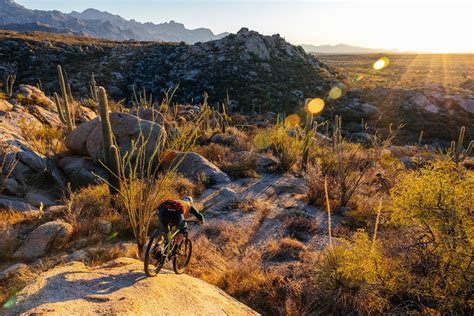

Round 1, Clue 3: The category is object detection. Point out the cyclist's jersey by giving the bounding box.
[158,199,204,222]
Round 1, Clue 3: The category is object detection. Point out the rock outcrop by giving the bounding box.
[66,112,167,164]
[12,220,73,260]
[6,257,258,315]
[162,152,231,184]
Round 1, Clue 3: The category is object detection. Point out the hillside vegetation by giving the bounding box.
[0,30,473,315]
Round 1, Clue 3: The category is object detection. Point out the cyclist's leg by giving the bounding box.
[175,214,187,245]
[153,208,171,256]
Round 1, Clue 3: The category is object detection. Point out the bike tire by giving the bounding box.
[172,238,192,274]
[144,232,165,277]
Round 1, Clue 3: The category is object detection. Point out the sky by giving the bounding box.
[15,0,474,53]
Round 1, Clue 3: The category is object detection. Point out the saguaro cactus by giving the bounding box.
[98,87,122,195]
[447,126,473,165]
[56,65,75,131]
[98,87,113,167]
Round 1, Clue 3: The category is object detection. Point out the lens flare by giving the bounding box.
[285,114,301,127]
[2,295,16,309]
[306,98,325,115]
[329,87,342,100]
[107,231,119,240]
[373,57,390,70]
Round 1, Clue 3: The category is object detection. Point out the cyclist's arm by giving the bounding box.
[189,206,204,224]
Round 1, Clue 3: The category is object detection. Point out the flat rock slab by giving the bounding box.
[6,257,259,316]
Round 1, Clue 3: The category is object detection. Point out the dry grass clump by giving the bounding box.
[309,231,396,315]
[62,184,122,239]
[229,129,254,152]
[277,211,317,241]
[227,198,268,213]
[264,237,305,261]
[307,142,374,208]
[192,143,230,165]
[220,152,258,179]
[202,220,248,248]
[88,242,139,266]
[0,264,36,308]
[18,119,64,156]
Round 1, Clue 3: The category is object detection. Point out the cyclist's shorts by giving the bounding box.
[158,207,186,232]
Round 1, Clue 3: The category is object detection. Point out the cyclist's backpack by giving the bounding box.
[159,199,186,214]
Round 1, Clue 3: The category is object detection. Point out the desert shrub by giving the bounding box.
[310,231,395,314]
[0,146,17,195]
[389,159,473,312]
[202,220,248,247]
[253,129,272,151]
[63,184,118,238]
[277,211,317,241]
[272,124,304,173]
[308,142,373,207]
[169,174,198,197]
[264,237,305,261]
[192,143,230,165]
[220,153,258,179]
[19,119,64,156]
[229,129,253,152]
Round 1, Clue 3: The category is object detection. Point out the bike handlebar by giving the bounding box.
[185,220,200,224]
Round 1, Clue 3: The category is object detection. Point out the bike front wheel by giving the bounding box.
[144,232,165,277]
[172,238,192,274]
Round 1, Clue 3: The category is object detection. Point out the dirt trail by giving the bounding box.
[5,257,259,316]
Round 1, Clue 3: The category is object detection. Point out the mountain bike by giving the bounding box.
[144,220,196,277]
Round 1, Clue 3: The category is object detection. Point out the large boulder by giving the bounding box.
[58,156,108,188]
[6,258,258,315]
[13,220,73,260]
[17,84,55,110]
[27,104,62,128]
[410,93,439,113]
[162,152,231,184]
[130,108,179,140]
[66,112,167,165]
[0,195,36,212]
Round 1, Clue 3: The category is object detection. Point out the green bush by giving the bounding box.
[390,159,473,312]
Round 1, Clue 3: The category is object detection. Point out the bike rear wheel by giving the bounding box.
[172,238,192,274]
[144,232,165,277]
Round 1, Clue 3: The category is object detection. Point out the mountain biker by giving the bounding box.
[153,196,204,255]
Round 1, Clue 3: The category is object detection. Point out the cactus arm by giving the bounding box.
[57,65,74,131]
[54,92,67,124]
[108,145,121,195]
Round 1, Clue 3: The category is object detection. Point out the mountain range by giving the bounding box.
[301,43,398,54]
[0,0,228,43]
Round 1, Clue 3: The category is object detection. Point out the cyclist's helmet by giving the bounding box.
[183,196,194,204]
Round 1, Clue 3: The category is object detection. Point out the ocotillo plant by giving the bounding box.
[447,126,473,165]
[56,65,75,131]
[98,87,113,168]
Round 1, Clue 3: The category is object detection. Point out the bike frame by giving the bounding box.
[162,225,182,257]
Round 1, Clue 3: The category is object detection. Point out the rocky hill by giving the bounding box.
[0,0,226,43]
[0,28,335,113]
[5,258,258,315]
